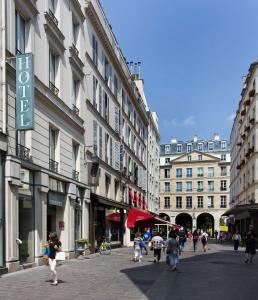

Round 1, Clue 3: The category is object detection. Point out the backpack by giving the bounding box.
[201,235,207,243]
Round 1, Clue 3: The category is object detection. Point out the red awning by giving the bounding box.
[127,208,154,228]
[106,212,121,222]
[129,189,134,204]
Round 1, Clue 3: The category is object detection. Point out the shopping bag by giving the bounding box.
[55,251,66,261]
[43,247,50,260]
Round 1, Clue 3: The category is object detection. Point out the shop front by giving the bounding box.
[0,154,4,271]
[47,178,66,239]
[90,193,128,251]
[18,168,35,265]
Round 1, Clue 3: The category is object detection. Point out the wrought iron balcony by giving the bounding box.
[72,104,79,115]
[48,9,58,26]
[17,144,30,161]
[72,170,79,181]
[49,159,59,172]
[49,81,59,96]
[197,188,204,192]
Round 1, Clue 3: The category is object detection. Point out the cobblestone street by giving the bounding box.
[0,240,257,300]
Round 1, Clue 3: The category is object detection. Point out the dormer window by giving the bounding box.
[187,144,192,153]
[208,142,214,151]
[165,145,170,154]
[198,143,203,151]
[221,141,226,150]
[177,144,182,153]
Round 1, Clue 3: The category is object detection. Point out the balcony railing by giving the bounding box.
[72,170,79,181]
[17,144,30,161]
[197,188,204,192]
[49,81,59,96]
[48,9,58,26]
[72,104,79,115]
[49,159,59,172]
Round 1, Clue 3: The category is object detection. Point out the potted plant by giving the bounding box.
[75,238,91,250]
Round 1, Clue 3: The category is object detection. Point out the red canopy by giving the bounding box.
[127,208,154,228]
[106,212,120,222]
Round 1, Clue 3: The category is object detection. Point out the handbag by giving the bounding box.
[55,251,66,261]
[43,247,50,260]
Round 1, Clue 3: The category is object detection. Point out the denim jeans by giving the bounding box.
[168,253,178,267]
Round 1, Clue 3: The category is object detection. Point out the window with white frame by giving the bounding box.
[188,155,191,161]
[220,196,227,208]
[221,166,227,176]
[198,196,203,208]
[177,144,182,153]
[187,144,192,153]
[198,155,202,161]
[72,142,79,172]
[197,181,203,191]
[208,142,214,151]
[186,196,192,208]
[165,145,170,154]
[221,141,227,149]
[208,167,214,177]
[176,168,182,178]
[176,182,182,192]
[186,168,192,177]
[164,182,170,192]
[208,196,214,208]
[208,181,214,192]
[186,181,192,192]
[176,197,182,208]
[92,34,98,68]
[165,158,170,164]
[164,169,170,178]
[164,197,170,208]
[220,180,227,191]
[221,154,226,161]
[197,167,204,177]
[198,143,203,151]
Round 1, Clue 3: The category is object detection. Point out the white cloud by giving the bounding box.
[182,115,196,126]
[226,113,235,122]
[163,115,196,127]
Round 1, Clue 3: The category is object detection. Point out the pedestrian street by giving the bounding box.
[0,240,256,300]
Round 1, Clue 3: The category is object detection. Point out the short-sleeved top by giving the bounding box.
[134,237,143,250]
[49,240,62,259]
[151,236,164,249]
[143,231,151,242]
[166,238,179,254]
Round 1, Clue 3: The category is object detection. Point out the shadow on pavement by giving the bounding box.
[120,249,258,300]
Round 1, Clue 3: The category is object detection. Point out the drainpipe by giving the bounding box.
[1,0,6,135]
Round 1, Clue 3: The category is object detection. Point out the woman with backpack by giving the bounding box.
[193,229,199,252]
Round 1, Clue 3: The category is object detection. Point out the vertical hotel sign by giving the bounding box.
[16,53,34,130]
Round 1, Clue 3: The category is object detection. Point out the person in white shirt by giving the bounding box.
[201,232,208,252]
[233,231,241,251]
[151,232,164,263]
[134,232,144,262]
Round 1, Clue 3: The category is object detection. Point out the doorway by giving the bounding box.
[47,205,56,238]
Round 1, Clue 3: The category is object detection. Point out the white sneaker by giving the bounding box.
[51,281,58,286]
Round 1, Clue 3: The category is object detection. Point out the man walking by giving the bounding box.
[245,225,257,263]
[193,229,199,252]
[178,227,187,253]
[165,231,179,270]
[142,228,151,255]
[151,232,164,263]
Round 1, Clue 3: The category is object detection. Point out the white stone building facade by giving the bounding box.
[0,0,158,272]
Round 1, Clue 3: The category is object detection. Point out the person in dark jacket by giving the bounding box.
[245,225,257,263]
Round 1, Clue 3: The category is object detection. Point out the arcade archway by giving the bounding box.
[197,213,214,236]
[175,213,192,230]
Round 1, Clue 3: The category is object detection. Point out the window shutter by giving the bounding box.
[120,144,124,171]
[110,137,113,166]
[114,141,120,171]
[99,85,102,116]
[93,76,96,107]
[99,126,102,159]
[138,166,143,188]
[142,169,147,191]
[115,106,120,134]
[93,120,98,154]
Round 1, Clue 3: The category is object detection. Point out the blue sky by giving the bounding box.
[101,0,258,143]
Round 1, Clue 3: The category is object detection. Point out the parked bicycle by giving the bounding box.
[99,237,111,255]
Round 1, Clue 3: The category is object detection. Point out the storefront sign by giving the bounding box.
[16,53,34,130]
[48,191,65,207]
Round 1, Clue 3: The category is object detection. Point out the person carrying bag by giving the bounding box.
[48,232,62,286]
